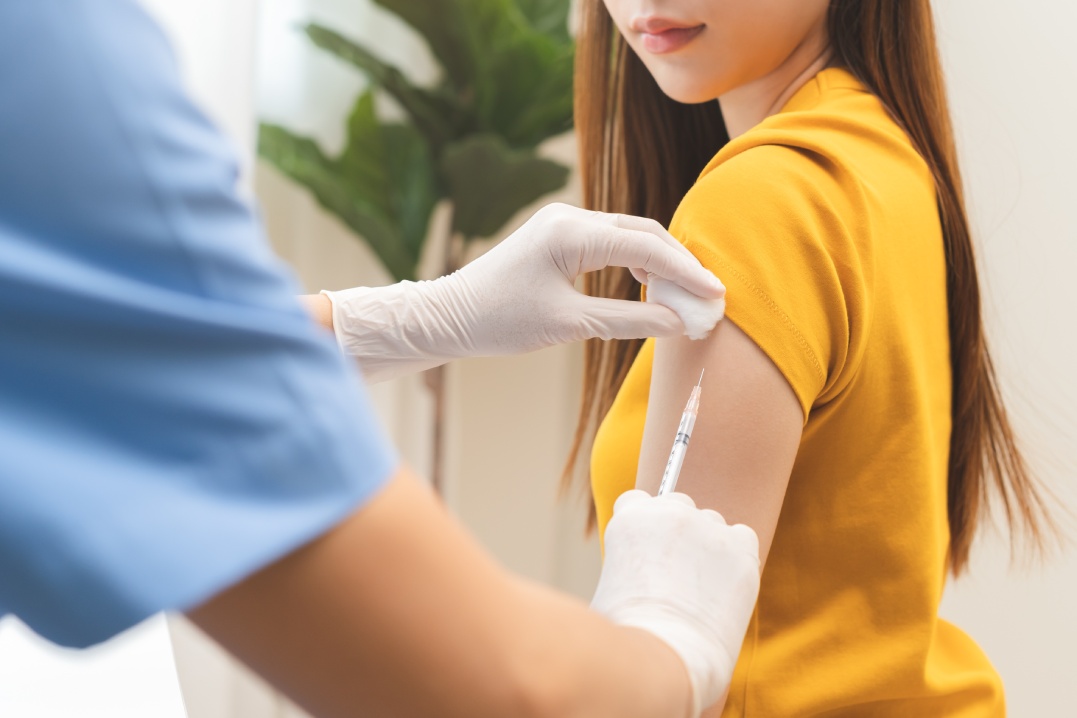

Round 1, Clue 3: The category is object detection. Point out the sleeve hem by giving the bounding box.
[170,457,399,619]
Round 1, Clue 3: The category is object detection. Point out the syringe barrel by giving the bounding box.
[657,408,698,495]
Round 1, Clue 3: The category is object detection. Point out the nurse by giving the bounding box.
[0,3,759,718]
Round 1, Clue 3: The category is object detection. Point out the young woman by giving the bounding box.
[565,0,1056,715]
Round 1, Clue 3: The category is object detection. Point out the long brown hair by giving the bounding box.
[564,0,1055,574]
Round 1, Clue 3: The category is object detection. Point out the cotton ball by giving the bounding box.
[646,275,725,340]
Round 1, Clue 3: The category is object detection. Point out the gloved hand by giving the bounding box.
[590,490,760,718]
[323,203,725,382]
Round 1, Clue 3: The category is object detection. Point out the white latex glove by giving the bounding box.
[590,490,760,718]
[323,203,725,382]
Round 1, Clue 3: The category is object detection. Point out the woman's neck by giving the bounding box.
[718,36,834,139]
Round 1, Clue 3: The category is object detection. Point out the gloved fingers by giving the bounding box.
[604,212,698,263]
[580,226,725,300]
[574,296,686,341]
[661,492,698,508]
[728,523,761,557]
[613,489,651,513]
[700,507,729,525]
[616,216,690,258]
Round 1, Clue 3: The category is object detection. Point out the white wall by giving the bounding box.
[934,1,1077,712]
[0,616,186,718]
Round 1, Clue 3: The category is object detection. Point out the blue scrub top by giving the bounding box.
[0,1,399,648]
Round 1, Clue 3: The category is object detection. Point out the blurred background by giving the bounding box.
[1,0,1074,715]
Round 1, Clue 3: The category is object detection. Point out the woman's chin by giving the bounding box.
[651,75,721,105]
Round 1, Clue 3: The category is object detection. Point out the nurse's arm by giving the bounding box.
[634,320,803,715]
[188,466,694,718]
[298,294,333,332]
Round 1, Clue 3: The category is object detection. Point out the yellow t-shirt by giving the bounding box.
[590,68,1004,716]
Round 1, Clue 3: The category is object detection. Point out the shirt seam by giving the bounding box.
[685,239,827,414]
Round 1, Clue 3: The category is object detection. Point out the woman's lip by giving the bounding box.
[639,25,705,55]
[629,15,699,34]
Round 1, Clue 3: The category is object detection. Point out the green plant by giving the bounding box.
[259,0,575,282]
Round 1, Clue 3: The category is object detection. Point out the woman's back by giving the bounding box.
[591,68,1004,715]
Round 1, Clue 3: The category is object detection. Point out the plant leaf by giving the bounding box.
[339,91,440,274]
[261,1,577,278]
[485,39,574,146]
[441,134,569,240]
[381,125,442,259]
[516,0,571,43]
[303,23,460,150]
[371,0,499,92]
[259,120,431,282]
[369,0,574,148]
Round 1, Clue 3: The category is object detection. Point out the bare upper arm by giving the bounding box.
[635,319,803,564]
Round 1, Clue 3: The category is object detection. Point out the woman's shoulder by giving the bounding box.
[676,84,934,247]
[744,67,929,173]
[688,70,931,212]
[672,139,862,250]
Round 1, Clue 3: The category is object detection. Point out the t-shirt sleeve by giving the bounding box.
[0,1,398,647]
[670,144,872,420]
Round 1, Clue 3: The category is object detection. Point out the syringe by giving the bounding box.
[657,369,704,496]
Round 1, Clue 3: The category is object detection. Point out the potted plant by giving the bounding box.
[259,0,575,490]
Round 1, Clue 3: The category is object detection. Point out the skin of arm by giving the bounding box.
[299,294,333,332]
[635,320,803,716]
[188,466,694,718]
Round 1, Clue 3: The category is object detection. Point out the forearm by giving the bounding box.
[506,578,694,718]
[188,468,692,718]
